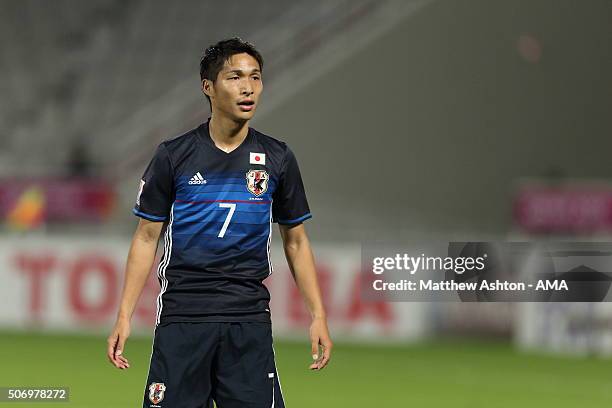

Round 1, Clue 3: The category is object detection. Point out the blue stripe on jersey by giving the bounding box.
[177,175,276,190]
[174,207,270,225]
[173,232,268,251]
[176,191,272,202]
[176,207,270,217]
[276,212,312,225]
[133,208,167,221]
[177,180,277,193]
[174,218,270,235]
[178,184,277,195]
[174,224,269,238]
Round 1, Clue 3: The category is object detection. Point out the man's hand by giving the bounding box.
[107,317,131,369]
[309,317,332,370]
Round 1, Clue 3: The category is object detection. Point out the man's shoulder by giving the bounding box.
[159,125,201,153]
[251,127,290,156]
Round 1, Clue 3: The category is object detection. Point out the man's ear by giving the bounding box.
[202,79,213,98]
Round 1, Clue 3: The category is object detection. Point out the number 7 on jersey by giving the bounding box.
[217,203,236,238]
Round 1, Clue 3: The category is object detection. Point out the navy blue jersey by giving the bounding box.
[133,119,311,324]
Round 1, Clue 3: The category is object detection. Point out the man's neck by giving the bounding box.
[209,113,250,152]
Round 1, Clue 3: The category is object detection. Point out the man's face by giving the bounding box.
[203,53,263,121]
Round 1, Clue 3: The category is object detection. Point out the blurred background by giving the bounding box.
[1,0,612,406]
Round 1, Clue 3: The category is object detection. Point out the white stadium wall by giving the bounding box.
[0,236,429,342]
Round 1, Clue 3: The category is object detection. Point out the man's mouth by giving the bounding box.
[237,100,255,111]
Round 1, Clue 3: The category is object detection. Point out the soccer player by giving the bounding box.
[106,38,332,407]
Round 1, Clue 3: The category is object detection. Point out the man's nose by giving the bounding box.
[241,80,253,95]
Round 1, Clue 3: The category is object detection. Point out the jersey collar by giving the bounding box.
[198,118,254,155]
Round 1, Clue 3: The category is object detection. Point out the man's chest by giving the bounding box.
[173,148,278,207]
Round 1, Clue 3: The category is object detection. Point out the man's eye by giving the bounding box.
[252,76,261,81]
[229,76,239,80]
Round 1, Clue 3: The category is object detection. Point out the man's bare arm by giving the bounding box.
[107,218,164,369]
[279,223,332,370]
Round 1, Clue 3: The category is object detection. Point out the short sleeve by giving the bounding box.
[272,146,312,225]
[132,144,174,222]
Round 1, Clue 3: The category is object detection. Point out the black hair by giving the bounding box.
[200,37,264,105]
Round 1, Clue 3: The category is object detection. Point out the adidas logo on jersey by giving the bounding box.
[188,172,207,185]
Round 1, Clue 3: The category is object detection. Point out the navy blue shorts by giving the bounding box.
[143,322,286,408]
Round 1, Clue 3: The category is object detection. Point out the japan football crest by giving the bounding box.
[246,169,269,196]
[148,382,166,405]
